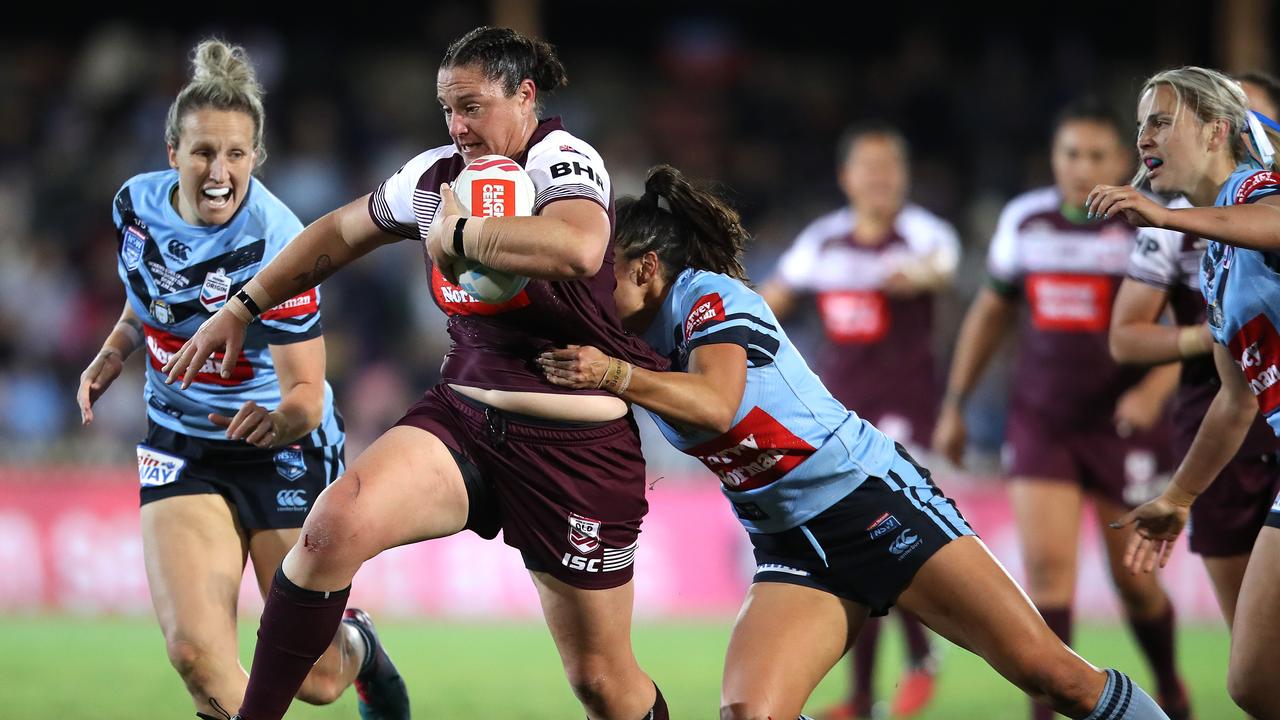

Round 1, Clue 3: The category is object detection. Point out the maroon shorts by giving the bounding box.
[395,384,648,590]
[1186,452,1280,556]
[1003,410,1173,509]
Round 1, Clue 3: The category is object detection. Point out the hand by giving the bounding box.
[161,308,248,390]
[210,400,281,448]
[1084,185,1170,228]
[1110,492,1192,574]
[537,345,610,389]
[425,183,468,285]
[931,402,967,467]
[77,348,125,425]
[1113,387,1164,437]
[881,271,921,298]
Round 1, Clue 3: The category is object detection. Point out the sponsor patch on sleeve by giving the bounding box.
[1235,171,1280,205]
[260,289,319,320]
[684,292,726,341]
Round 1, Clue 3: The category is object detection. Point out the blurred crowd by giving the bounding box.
[0,5,1249,467]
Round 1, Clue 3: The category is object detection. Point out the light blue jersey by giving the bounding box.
[642,268,898,533]
[1204,162,1280,435]
[113,170,341,445]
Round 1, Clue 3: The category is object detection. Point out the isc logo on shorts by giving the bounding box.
[137,446,186,487]
[561,542,637,574]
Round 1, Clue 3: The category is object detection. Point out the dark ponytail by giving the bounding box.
[440,26,568,105]
[616,165,750,282]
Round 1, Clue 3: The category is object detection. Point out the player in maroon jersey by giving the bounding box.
[164,26,670,720]
[933,99,1191,720]
[761,125,957,719]
[1110,73,1280,632]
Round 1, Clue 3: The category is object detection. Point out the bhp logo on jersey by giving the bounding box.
[1229,313,1280,414]
[684,293,726,341]
[686,407,815,491]
[567,512,601,554]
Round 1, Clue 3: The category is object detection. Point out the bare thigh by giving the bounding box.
[1093,495,1168,618]
[721,582,868,719]
[141,494,250,713]
[1009,479,1083,607]
[282,425,471,590]
[1229,527,1280,711]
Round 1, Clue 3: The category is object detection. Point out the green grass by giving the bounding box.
[0,617,1235,719]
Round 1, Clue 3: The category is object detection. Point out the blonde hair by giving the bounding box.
[164,39,267,164]
[1139,66,1280,174]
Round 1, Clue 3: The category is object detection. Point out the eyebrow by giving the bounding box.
[1137,112,1173,127]
[438,93,482,104]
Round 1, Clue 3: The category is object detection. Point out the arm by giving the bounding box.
[1113,362,1180,435]
[163,196,400,388]
[430,187,610,280]
[1109,279,1212,364]
[758,278,799,322]
[1089,185,1280,251]
[538,343,748,435]
[209,336,328,447]
[77,300,144,425]
[931,286,1017,464]
[1113,343,1259,572]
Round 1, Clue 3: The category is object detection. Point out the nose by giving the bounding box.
[209,155,229,183]
[1136,124,1155,151]
[448,112,468,139]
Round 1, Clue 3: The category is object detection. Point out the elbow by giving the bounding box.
[704,405,738,435]
[1108,332,1133,363]
[562,245,605,278]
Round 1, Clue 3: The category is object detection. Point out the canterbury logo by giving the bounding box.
[276,489,308,507]
[889,529,920,556]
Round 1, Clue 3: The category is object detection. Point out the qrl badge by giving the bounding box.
[200,268,232,312]
[567,512,601,554]
[274,446,306,481]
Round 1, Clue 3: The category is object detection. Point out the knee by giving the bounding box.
[1022,554,1074,599]
[1110,573,1166,616]
[296,669,344,706]
[719,700,774,720]
[295,473,371,565]
[164,637,222,696]
[1228,662,1273,716]
[562,656,634,715]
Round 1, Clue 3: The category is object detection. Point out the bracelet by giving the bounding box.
[453,217,468,258]
[233,289,262,317]
[598,357,633,395]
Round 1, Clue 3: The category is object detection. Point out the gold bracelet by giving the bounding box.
[598,357,633,394]
[1176,326,1210,358]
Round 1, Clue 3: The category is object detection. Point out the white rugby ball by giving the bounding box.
[448,155,535,303]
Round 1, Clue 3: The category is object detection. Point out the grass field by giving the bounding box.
[0,617,1236,719]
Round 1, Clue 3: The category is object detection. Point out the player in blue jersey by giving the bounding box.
[539,165,1172,720]
[1090,66,1280,718]
[74,39,407,720]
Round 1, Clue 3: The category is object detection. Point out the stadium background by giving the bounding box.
[0,2,1275,717]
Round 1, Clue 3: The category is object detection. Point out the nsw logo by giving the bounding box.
[889,529,921,557]
[867,512,902,540]
[276,489,308,511]
[122,226,147,270]
[137,446,186,487]
[274,446,306,481]
[567,512,601,554]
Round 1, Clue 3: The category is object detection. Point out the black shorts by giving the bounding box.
[137,420,344,530]
[750,445,975,616]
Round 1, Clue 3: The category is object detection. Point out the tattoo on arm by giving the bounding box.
[292,255,335,286]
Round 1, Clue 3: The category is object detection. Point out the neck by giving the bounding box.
[851,208,895,244]
[171,184,203,226]
[628,275,672,336]
[1188,155,1242,206]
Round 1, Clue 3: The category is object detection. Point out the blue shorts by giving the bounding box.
[750,445,974,616]
[137,420,344,530]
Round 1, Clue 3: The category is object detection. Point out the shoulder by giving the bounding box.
[998,186,1060,226]
[1223,164,1280,206]
[113,169,177,220]
[245,177,305,238]
[396,145,465,185]
[897,204,958,241]
[527,127,606,168]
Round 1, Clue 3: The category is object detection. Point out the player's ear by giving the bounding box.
[639,251,661,284]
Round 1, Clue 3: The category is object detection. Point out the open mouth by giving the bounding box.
[202,186,232,210]
[1143,157,1164,170]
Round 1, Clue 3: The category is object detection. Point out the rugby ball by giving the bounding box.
[448,155,535,303]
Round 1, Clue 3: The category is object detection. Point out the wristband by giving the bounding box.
[1176,325,1211,358]
[233,289,262,317]
[453,217,468,258]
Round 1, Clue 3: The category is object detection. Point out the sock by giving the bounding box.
[1127,603,1182,703]
[851,615,883,713]
[237,567,351,720]
[900,612,932,666]
[1084,669,1169,720]
[1032,607,1073,720]
[644,682,668,720]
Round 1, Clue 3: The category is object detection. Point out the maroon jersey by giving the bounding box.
[368,117,665,393]
[773,205,961,444]
[987,187,1147,430]
[1127,200,1277,456]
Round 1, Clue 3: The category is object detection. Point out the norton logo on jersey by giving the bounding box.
[429,266,531,317]
[686,407,815,491]
[889,529,921,557]
[136,446,186,487]
[684,292,726,341]
[1229,314,1280,413]
[144,327,253,386]
[567,512,601,554]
